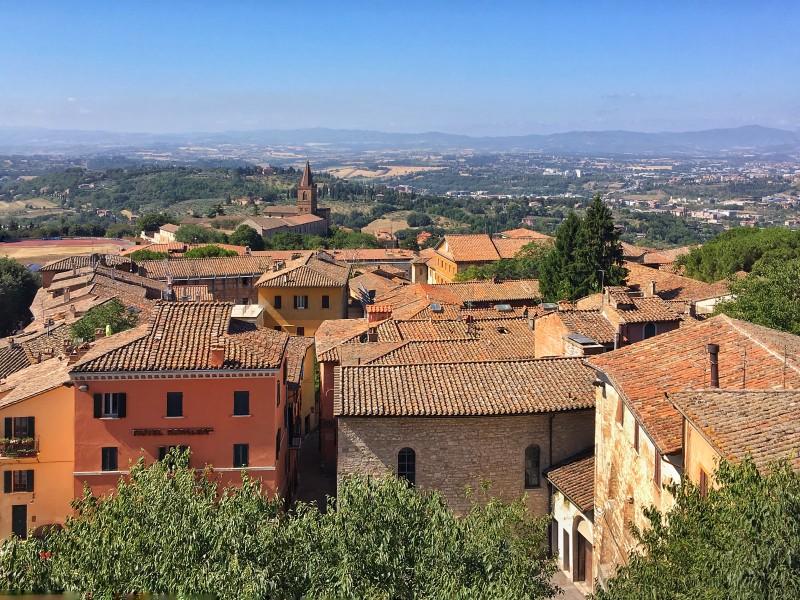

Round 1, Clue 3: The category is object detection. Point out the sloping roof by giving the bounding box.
[137,256,271,279]
[500,228,552,240]
[624,261,728,302]
[160,223,180,233]
[0,357,72,409]
[589,315,800,454]
[348,271,402,299]
[334,358,595,417]
[437,234,501,263]
[285,336,314,385]
[0,343,31,380]
[554,310,617,345]
[327,248,417,262]
[672,389,800,471]
[72,302,289,373]
[366,337,536,365]
[545,451,595,513]
[436,279,540,303]
[255,254,350,288]
[604,294,682,324]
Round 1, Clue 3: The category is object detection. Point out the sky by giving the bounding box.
[2,1,798,136]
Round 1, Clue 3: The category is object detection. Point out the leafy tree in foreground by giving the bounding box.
[538,211,583,301]
[135,212,177,234]
[183,244,238,259]
[595,458,800,600]
[0,257,40,336]
[714,259,800,335]
[228,224,265,251]
[0,450,558,599]
[69,297,139,342]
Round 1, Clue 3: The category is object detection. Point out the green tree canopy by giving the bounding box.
[539,211,583,300]
[183,245,238,259]
[69,297,139,342]
[127,248,170,262]
[596,457,800,600]
[0,450,559,599]
[175,224,228,244]
[714,259,800,334]
[228,224,265,251]
[266,231,305,250]
[680,227,800,282]
[329,228,382,249]
[0,257,40,336]
[135,212,177,234]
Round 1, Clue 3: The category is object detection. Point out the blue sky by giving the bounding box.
[2,1,798,135]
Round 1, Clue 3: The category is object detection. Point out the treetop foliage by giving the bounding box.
[182,245,238,259]
[595,457,800,600]
[680,226,800,282]
[0,449,559,599]
[0,257,40,337]
[69,297,139,342]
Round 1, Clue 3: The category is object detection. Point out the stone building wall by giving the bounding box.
[338,411,594,515]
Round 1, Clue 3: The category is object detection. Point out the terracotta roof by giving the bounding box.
[137,256,270,280]
[366,337,536,365]
[0,357,72,408]
[328,248,417,262]
[554,310,617,345]
[604,294,682,324]
[72,302,290,373]
[334,358,595,417]
[40,254,130,272]
[620,241,650,259]
[255,254,350,288]
[436,279,540,303]
[173,285,213,301]
[460,306,529,320]
[285,336,314,385]
[575,293,604,310]
[160,223,180,233]
[492,238,535,259]
[348,271,401,299]
[624,261,727,302]
[411,248,437,265]
[500,228,552,240]
[672,389,800,471]
[120,242,188,256]
[315,319,373,361]
[545,451,594,513]
[589,315,800,454]
[0,343,31,380]
[437,234,500,263]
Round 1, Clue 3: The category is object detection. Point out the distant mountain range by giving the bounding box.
[0,125,798,157]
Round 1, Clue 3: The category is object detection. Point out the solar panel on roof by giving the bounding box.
[431,303,444,313]
[495,304,513,312]
[567,333,600,346]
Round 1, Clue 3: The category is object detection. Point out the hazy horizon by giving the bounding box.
[3,2,799,136]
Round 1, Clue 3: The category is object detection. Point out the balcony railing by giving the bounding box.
[0,437,39,458]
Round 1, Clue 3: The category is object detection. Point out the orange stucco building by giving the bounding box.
[69,301,309,502]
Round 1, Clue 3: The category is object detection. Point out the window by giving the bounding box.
[643,322,657,339]
[297,327,305,336]
[241,298,249,305]
[275,428,282,458]
[102,447,118,472]
[166,392,183,417]
[322,295,330,309]
[3,470,34,493]
[397,448,416,485]
[274,326,282,331]
[525,444,541,488]
[293,295,308,310]
[233,443,249,468]
[4,417,35,439]
[699,468,708,497]
[654,448,662,489]
[94,393,126,419]
[274,295,282,309]
[233,391,250,416]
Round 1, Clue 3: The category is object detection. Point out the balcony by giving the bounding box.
[0,437,39,458]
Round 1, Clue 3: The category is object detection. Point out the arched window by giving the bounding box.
[397,448,416,485]
[643,322,657,339]
[525,444,540,488]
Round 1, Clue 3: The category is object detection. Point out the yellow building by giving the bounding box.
[0,358,74,539]
[256,251,351,337]
[428,234,543,283]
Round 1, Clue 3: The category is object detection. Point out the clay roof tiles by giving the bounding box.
[672,389,800,471]
[334,357,595,417]
[556,310,618,345]
[435,279,540,303]
[589,315,800,455]
[544,451,595,513]
[255,254,350,288]
[437,234,501,263]
[624,261,728,302]
[0,357,72,409]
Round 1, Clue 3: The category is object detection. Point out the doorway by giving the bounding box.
[12,505,27,539]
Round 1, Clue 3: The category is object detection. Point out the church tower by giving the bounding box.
[297,161,317,215]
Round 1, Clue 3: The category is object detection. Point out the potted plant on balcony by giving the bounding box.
[17,437,36,457]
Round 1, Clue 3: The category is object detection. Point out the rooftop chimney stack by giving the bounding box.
[210,343,225,368]
[648,280,656,297]
[708,343,720,388]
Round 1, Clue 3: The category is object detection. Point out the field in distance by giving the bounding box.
[324,165,445,179]
[1,238,130,266]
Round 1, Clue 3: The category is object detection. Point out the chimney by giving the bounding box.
[708,343,719,388]
[64,287,71,303]
[245,246,252,256]
[367,327,379,343]
[614,332,621,350]
[68,304,77,319]
[648,280,656,297]
[7,337,14,349]
[366,304,392,323]
[685,300,696,319]
[210,343,225,368]
[95,327,105,339]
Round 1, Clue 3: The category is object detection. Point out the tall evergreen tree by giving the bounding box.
[539,211,583,301]
[574,194,626,296]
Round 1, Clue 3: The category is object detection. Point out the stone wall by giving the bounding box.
[338,411,594,515]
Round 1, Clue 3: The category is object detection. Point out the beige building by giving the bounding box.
[335,358,595,515]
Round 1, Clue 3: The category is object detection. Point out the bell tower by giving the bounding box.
[297,161,317,215]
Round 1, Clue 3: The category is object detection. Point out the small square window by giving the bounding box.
[102,447,118,472]
[293,295,308,310]
[233,391,250,416]
[297,327,305,336]
[233,444,249,468]
[167,392,183,417]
